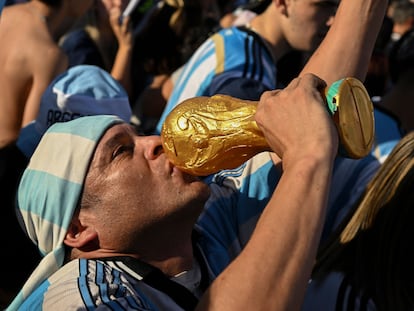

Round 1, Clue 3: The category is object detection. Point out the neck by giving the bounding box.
[136,224,196,277]
[248,4,291,63]
[72,223,196,277]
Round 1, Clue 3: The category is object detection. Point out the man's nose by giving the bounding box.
[143,135,164,160]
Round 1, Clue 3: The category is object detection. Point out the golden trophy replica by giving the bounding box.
[161,78,375,176]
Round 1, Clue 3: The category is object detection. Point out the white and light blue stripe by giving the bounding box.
[8,115,123,311]
[156,26,276,134]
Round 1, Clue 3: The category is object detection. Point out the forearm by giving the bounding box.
[111,44,133,97]
[196,155,334,311]
[301,0,388,85]
[109,7,133,97]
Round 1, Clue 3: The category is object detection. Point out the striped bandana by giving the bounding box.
[8,115,123,310]
[16,65,132,158]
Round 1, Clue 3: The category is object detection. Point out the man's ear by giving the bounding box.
[274,0,289,17]
[64,217,98,249]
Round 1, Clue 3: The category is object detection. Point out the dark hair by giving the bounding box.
[130,0,217,101]
[239,0,272,14]
[312,131,414,310]
[38,0,62,7]
[390,0,414,24]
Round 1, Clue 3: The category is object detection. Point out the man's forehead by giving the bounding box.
[100,123,137,142]
[87,123,134,172]
[94,123,137,156]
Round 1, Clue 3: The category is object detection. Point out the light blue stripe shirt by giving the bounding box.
[156,26,276,134]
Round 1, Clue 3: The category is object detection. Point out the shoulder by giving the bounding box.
[40,258,191,310]
[40,259,152,309]
[0,17,67,78]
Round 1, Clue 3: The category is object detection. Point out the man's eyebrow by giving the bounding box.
[93,131,130,168]
[104,132,128,150]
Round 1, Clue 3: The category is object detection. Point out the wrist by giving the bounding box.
[282,145,336,173]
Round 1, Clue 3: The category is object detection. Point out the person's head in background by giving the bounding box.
[256,0,339,87]
[388,0,414,42]
[275,0,339,53]
[238,0,339,80]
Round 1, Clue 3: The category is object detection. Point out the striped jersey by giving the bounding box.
[18,257,201,310]
[198,152,380,271]
[14,151,379,310]
[155,26,276,134]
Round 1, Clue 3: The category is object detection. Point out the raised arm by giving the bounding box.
[301,0,388,85]
[196,74,338,311]
[108,6,134,97]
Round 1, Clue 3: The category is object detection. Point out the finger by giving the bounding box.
[109,7,122,27]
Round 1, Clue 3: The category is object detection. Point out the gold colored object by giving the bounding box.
[327,78,375,159]
[161,77,374,176]
[161,95,270,176]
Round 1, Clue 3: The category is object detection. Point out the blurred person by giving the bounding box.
[131,0,227,134]
[60,0,139,97]
[9,73,340,310]
[303,130,414,311]
[0,0,93,149]
[388,0,414,42]
[0,65,132,309]
[153,0,388,242]
[136,0,269,133]
[371,28,414,163]
[156,0,388,133]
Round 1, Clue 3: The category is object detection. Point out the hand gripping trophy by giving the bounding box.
[161,78,375,176]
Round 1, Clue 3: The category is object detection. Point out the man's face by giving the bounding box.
[81,123,210,250]
[282,0,339,52]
